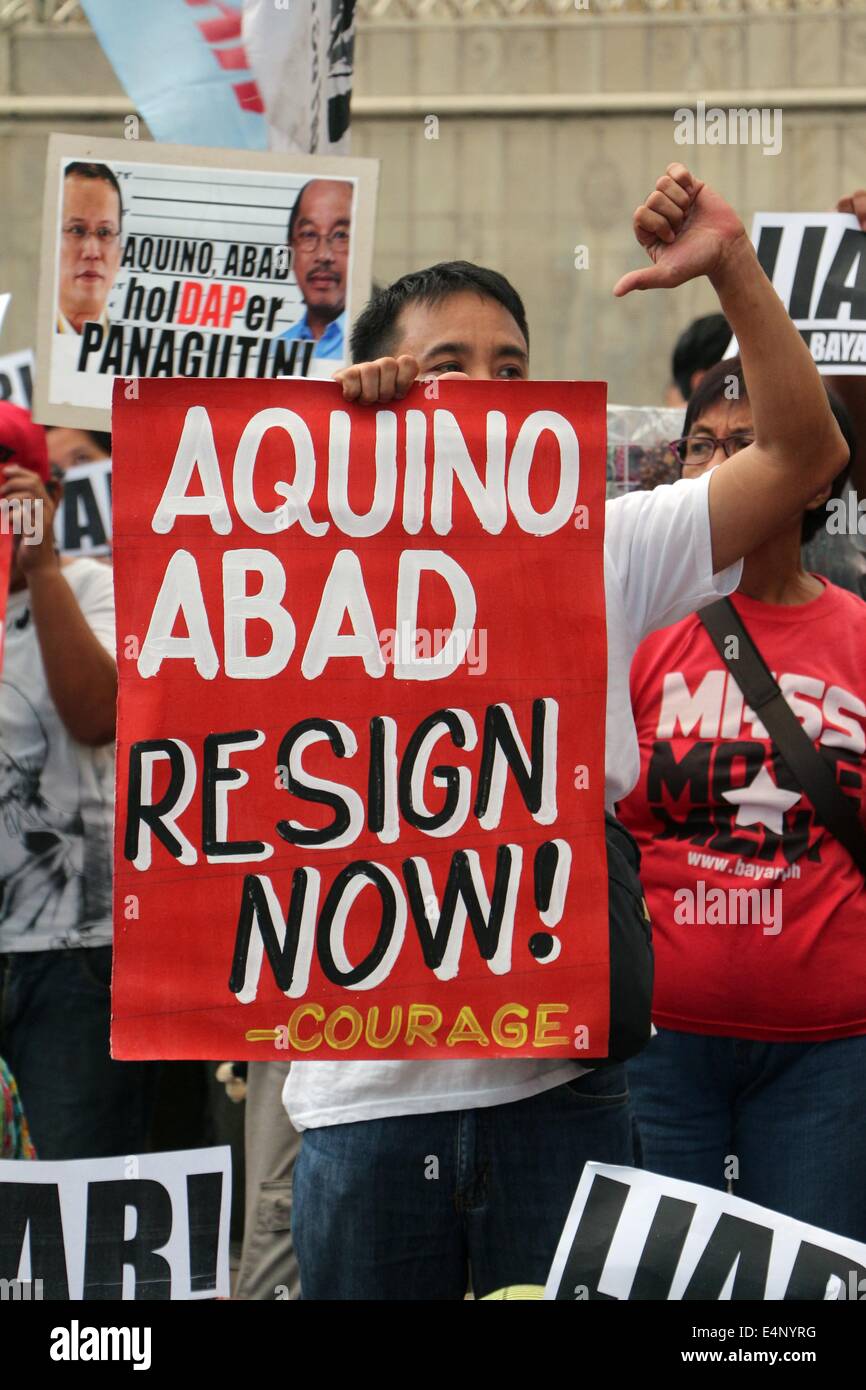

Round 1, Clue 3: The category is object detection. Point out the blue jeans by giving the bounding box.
[293,1065,634,1300]
[628,1027,866,1243]
[0,947,157,1160]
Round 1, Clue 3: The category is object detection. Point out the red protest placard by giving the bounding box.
[111,377,609,1061]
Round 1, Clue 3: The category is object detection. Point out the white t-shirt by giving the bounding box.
[0,559,116,952]
[284,471,742,1130]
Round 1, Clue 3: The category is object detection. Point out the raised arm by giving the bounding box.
[614,163,849,573]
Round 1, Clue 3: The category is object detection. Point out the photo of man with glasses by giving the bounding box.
[279,178,353,362]
[56,162,123,336]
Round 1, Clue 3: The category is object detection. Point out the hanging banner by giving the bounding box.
[545,1163,866,1301]
[34,134,378,431]
[0,1146,231,1302]
[80,0,267,150]
[727,213,866,374]
[111,376,609,1061]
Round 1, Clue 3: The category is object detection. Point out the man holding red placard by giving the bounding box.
[110,163,847,1298]
[281,164,847,1297]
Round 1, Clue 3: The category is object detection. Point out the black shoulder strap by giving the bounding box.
[698,598,866,877]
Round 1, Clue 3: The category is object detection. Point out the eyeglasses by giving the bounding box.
[293,228,350,254]
[62,224,120,244]
[670,433,755,471]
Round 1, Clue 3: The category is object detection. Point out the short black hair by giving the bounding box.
[350,261,530,364]
[88,430,113,457]
[287,181,311,245]
[672,313,731,401]
[64,162,123,233]
[45,426,112,457]
[684,356,853,544]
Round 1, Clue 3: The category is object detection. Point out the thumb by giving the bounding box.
[613,264,668,297]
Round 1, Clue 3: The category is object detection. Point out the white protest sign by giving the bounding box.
[55,458,112,556]
[0,349,35,409]
[35,133,378,430]
[727,213,866,374]
[0,1145,231,1300]
[545,1163,866,1301]
[0,294,10,338]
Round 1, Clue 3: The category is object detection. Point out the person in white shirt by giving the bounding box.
[0,402,154,1158]
[283,163,848,1298]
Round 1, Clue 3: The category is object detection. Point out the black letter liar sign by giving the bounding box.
[545,1164,866,1300]
[739,213,866,374]
[0,1147,230,1299]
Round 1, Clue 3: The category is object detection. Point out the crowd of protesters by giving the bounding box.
[1,165,864,1300]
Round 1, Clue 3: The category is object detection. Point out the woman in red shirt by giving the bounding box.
[619,356,866,1242]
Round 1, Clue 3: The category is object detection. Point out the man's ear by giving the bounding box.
[804,485,833,513]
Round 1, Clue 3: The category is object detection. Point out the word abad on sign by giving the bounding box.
[727,213,866,374]
[111,377,609,1061]
[545,1164,866,1301]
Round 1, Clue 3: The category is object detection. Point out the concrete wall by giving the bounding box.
[1,3,865,402]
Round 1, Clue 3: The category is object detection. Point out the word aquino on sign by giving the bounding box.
[148,401,582,539]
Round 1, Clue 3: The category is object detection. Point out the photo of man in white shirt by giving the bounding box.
[55,161,123,337]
